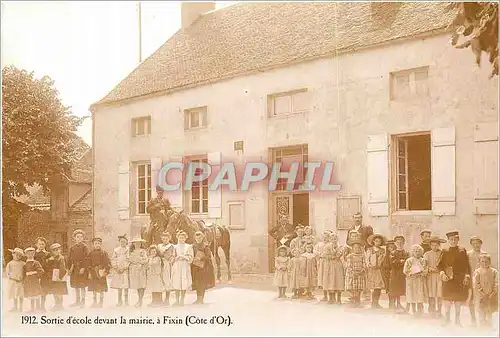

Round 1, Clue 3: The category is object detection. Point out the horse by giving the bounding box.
[165,210,232,283]
[141,209,173,247]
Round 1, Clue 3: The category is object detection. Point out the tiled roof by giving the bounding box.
[95,2,455,106]
[70,189,92,212]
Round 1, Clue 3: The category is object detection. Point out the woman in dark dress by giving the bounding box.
[389,235,409,313]
[191,231,215,304]
[34,237,51,311]
[438,230,472,326]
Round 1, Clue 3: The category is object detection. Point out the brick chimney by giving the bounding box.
[181,2,216,29]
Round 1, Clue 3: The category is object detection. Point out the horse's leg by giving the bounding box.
[222,241,232,283]
[213,241,222,283]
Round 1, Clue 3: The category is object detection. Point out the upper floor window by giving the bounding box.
[184,106,208,130]
[390,67,429,101]
[132,116,151,137]
[137,162,151,214]
[267,89,310,117]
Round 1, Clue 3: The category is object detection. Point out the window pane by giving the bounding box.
[138,165,145,177]
[190,111,200,128]
[274,95,292,115]
[292,91,309,112]
[398,140,406,157]
[282,147,302,157]
[393,74,410,100]
[138,177,145,189]
[138,202,146,214]
[192,186,200,199]
[147,188,152,201]
[398,193,407,210]
[138,189,146,203]
[192,200,200,213]
[398,174,406,192]
[137,119,145,135]
[398,157,406,174]
[415,69,429,96]
[147,164,151,176]
[147,176,151,188]
[202,199,208,213]
[145,118,151,134]
[201,109,208,126]
[202,186,208,199]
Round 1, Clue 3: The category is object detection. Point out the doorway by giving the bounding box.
[268,192,309,272]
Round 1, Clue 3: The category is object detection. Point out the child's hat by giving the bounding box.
[118,234,128,241]
[429,236,446,244]
[8,248,24,255]
[420,229,432,236]
[92,237,102,243]
[367,234,387,246]
[469,236,482,244]
[445,230,460,239]
[35,237,48,244]
[277,245,290,255]
[73,229,85,237]
[393,235,405,242]
[24,247,36,253]
[50,243,62,250]
[149,244,158,250]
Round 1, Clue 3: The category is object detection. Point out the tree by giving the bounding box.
[447,2,499,78]
[2,66,85,252]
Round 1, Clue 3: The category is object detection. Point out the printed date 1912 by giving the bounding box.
[21,315,38,325]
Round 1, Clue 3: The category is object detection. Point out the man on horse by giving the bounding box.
[143,186,172,245]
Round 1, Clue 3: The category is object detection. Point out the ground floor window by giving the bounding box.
[394,133,431,211]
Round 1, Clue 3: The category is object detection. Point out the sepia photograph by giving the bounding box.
[1,1,499,337]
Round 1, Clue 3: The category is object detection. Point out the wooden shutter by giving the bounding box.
[118,161,130,220]
[431,127,456,216]
[208,152,222,218]
[474,122,498,214]
[151,157,163,192]
[367,134,389,216]
[167,156,184,211]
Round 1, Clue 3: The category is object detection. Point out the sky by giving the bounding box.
[1,1,236,145]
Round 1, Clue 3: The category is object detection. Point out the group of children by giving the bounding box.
[273,227,498,328]
[5,228,206,312]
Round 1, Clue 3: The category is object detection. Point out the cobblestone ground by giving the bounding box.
[2,283,498,337]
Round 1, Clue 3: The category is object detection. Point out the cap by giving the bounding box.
[92,237,102,244]
[72,229,85,237]
[429,236,446,244]
[35,237,48,244]
[50,243,62,250]
[24,247,36,253]
[446,230,460,239]
[469,236,482,244]
[420,229,432,236]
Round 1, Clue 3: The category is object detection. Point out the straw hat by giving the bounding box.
[24,247,36,254]
[8,248,24,255]
[367,234,387,246]
[50,243,62,251]
[469,236,482,245]
[72,229,85,237]
[429,236,446,244]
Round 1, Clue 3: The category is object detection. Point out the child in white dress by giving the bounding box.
[110,235,130,307]
[171,230,194,306]
[274,245,290,298]
[404,244,428,316]
[158,231,174,306]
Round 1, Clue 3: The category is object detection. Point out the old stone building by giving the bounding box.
[91,2,498,272]
[15,144,93,252]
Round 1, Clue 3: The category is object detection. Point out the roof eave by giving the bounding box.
[91,26,452,109]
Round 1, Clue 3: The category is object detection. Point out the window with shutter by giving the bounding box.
[367,134,389,216]
[474,122,498,215]
[390,67,429,101]
[431,127,456,216]
[184,106,208,130]
[136,163,152,215]
[267,89,310,117]
[131,116,151,137]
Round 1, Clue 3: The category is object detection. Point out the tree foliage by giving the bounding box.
[448,2,499,78]
[2,66,85,199]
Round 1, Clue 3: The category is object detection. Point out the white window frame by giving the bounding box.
[186,157,208,215]
[184,106,208,130]
[132,116,151,137]
[136,162,152,215]
[271,144,308,191]
[390,66,429,101]
[392,132,432,213]
[227,200,245,230]
[267,88,309,117]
